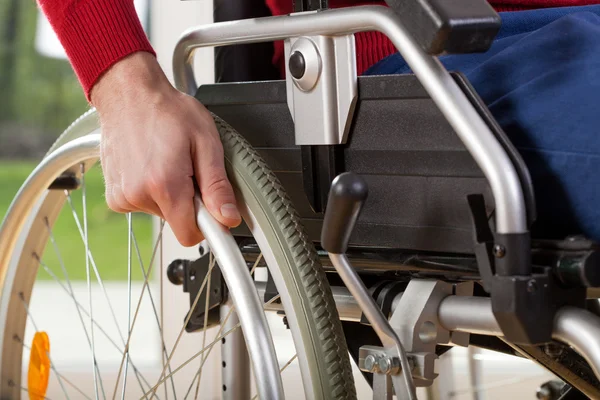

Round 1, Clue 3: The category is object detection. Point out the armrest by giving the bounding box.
[384,0,501,55]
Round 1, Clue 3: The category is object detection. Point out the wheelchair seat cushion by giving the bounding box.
[366,5,600,241]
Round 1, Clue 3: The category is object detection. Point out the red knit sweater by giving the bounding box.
[39,0,598,100]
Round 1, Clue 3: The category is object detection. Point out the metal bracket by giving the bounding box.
[167,252,224,333]
[285,35,358,145]
[359,345,407,400]
[388,279,474,386]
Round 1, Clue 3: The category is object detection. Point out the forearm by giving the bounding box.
[37,0,155,101]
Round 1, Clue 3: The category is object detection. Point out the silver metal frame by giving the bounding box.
[194,195,283,399]
[220,302,251,399]
[438,297,600,380]
[172,5,527,234]
[261,279,600,387]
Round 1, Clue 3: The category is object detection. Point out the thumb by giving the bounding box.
[194,134,242,228]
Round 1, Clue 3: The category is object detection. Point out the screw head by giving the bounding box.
[364,355,378,372]
[378,356,392,374]
[544,343,564,358]
[289,51,306,80]
[536,385,552,400]
[527,279,538,293]
[493,244,506,258]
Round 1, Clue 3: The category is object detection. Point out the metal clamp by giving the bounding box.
[284,35,358,145]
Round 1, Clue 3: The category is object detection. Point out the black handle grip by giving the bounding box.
[321,172,368,254]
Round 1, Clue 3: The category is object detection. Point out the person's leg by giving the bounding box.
[367,6,600,241]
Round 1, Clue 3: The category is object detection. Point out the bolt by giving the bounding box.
[289,51,306,80]
[527,279,538,293]
[536,385,552,400]
[544,343,564,358]
[493,244,506,258]
[378,356,392,374]
[364,355,378,373]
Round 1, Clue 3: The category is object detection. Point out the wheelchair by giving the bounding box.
[1,0,599,398]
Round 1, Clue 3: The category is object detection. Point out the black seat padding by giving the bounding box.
[197,74,535,254]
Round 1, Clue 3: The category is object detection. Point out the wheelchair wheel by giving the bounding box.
[0,110,356,399]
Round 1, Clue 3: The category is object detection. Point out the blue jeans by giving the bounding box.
[366,5,600,241]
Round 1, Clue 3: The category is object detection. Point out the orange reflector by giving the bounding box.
[28,331,50,400]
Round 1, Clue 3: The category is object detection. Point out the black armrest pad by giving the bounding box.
[385,0,501,55]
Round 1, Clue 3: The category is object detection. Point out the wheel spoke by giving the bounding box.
[19,294,70,399]
[19,339,92,400]
[141,322,241,399]
[159,219,168,400]
[65,192,127,345]
[81,165,104,400]
[111,220,168,400]
[192,253,213,400]
[130,219,177,398]
[34,254,155,396]
[145,293,282,399]
[149,256,217,398]
[184,253,264,399]
[20,385,54,400]
[121,213,133,400]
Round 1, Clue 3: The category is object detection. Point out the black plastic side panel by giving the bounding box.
[197,75,498,254]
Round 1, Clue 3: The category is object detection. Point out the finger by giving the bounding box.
[122,178,164,218]
[100,146,133,214]
[153,173,204,247]
[105,182,135,214]
[193,129,241,228]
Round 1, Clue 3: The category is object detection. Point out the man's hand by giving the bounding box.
[91,52,241,246]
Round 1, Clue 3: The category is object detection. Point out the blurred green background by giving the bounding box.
[0,0,151,281]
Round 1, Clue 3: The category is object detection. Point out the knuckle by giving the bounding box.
[146,172,168,193]
[121,184,145,208]
[105,195,119,212]
[174,224,202,247]
[204,176,231,196]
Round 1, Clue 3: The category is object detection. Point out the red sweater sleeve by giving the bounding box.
[38,0,155,101]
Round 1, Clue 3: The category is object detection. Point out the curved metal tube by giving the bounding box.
[553,307,600,381]
[438,296,600,380]
[194,195,283,399]
[0,134,283,400]
[173,6,527,235]
[0,133,101,290]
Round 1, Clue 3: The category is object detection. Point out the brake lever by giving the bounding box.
[321,172,417,400]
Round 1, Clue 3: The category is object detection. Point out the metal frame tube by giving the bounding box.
[195,196,284,399]
[256,281,363,322]
[438,296,600,381]
[220,303,251,400]
[173,6,527,234]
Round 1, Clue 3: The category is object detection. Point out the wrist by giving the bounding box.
[91,52,174,113]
